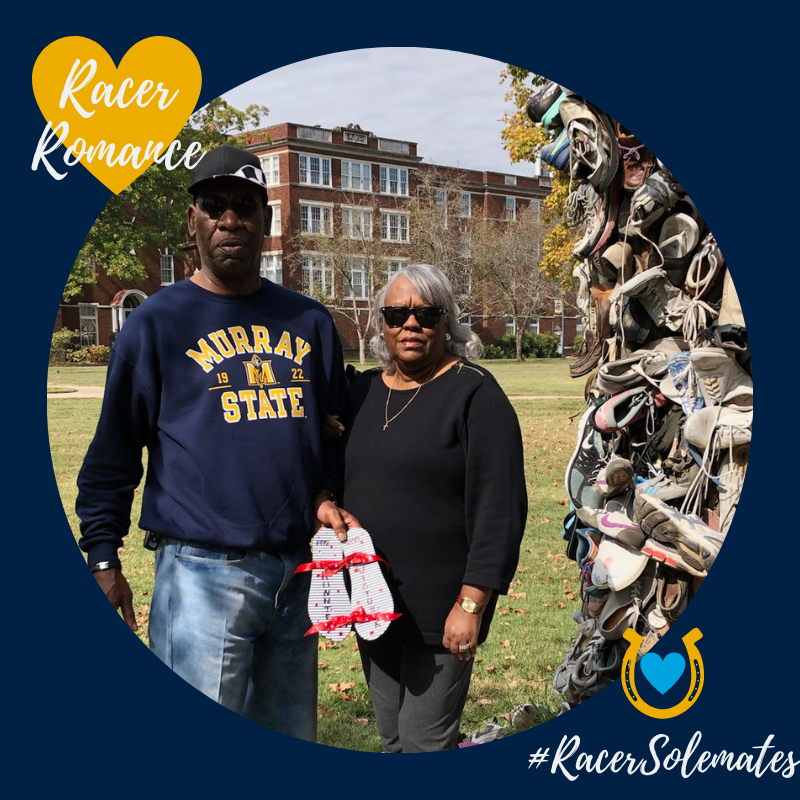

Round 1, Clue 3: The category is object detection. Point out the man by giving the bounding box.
[76,145,357,740]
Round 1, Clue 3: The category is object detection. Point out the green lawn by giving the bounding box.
[50,359,587,751]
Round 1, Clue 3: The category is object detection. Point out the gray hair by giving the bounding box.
[369,263,484,370]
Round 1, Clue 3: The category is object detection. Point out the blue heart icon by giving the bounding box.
[640,652,686,695]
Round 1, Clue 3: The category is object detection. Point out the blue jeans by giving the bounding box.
[149,537,317,741]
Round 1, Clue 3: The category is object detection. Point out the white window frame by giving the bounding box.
[268,200,281,237]
[343,258,369,300]
[341,206,373,240]
[506,315,516,335]
[379,165,409,196]
[530,198,541,217]
[504,175,518,186]
[381,258,407,283]
[381,210,409,242]
[341,160,372,192]
[260,252,283,285]
[531,316,540,335]
[505,196,517,221]
[79,303,99,347]
[160,253,174,286]
[300,201,333,236]
[302,254,333,298]
[460,192,472,218]
[299,154,331,187]
[458,313,473,327]
[260,154,280,186]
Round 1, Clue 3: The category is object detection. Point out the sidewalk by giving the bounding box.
[46,384,105,399]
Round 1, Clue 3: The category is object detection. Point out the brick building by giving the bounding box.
[57,122,580,358]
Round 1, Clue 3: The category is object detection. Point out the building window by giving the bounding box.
[460,233,472,259]
[298,126,331,142]
[458,314,473,326]
[531,199,541,216]
[342,160,372,192]
[380,166,408,196]
[344,259,369,300]
[505,197,517,221]
[504,175,518,186]
[341,207,373,239]
[531,316,540,335]
[260,253,283,284]
[302,256,332,298]
[459,269,472,296]
[301,203,332,235]
[382,259,406,283]
[381,211,409,242]
[269,201,281,237]
[506,315,516,335]
[299,154,331,187]
[260,155,280,186]
[79,303,99,347]
[460,192,471,218]
[160,253,174,285]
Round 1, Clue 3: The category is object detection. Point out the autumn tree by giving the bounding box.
[470,202,558,361]
[63,98,270,301]
[500,66,575,285]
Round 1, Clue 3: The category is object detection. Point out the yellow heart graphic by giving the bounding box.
[32,36,202,194]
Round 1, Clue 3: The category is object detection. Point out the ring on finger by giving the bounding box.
[458,643,470,651]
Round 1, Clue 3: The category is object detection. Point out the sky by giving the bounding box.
[220,48,540,177]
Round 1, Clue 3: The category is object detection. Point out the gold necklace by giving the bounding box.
[383,357,443,431]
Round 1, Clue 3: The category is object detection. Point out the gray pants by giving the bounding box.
[359,635,474,752]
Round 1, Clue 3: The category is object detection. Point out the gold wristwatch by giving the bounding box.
[456,594,485,614]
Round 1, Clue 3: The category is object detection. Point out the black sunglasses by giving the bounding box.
[381,306,445,329]
[196,195,263,219]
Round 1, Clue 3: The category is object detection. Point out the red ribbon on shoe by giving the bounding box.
[294,552,389,578]
[304,606,402,636]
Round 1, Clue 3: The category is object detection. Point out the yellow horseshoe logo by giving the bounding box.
[621,627,704,718]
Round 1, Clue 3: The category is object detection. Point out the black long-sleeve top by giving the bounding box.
[342,360,527,645]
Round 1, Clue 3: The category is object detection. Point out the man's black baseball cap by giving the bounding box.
[187,145,268,198]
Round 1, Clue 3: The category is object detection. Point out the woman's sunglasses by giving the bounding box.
[196,195,263,219]
[381,306,445,329]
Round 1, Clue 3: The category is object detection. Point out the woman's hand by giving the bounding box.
[442,585,493,660]
[442,605,482,661]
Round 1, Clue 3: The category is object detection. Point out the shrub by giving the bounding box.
[51,328,80,365]
[531,332,561,359]
[67,345,111,365]
[485,332,562,360]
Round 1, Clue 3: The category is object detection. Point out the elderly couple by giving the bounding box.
[77,146,527,753]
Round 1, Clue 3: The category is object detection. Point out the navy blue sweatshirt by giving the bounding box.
[77,278,346,565]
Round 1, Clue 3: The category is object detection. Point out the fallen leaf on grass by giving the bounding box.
[317,662,330,670]
[339,693,357,702]
[355,718,370,727]
[502,639,511,648]
[329,682,356,692]
[557,602,566,609]
[545,666,553,673]
[318,640,335,650]
[485,664,497,673]
[479,699,492,706]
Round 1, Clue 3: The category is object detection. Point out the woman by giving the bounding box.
[341,264,527,752]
